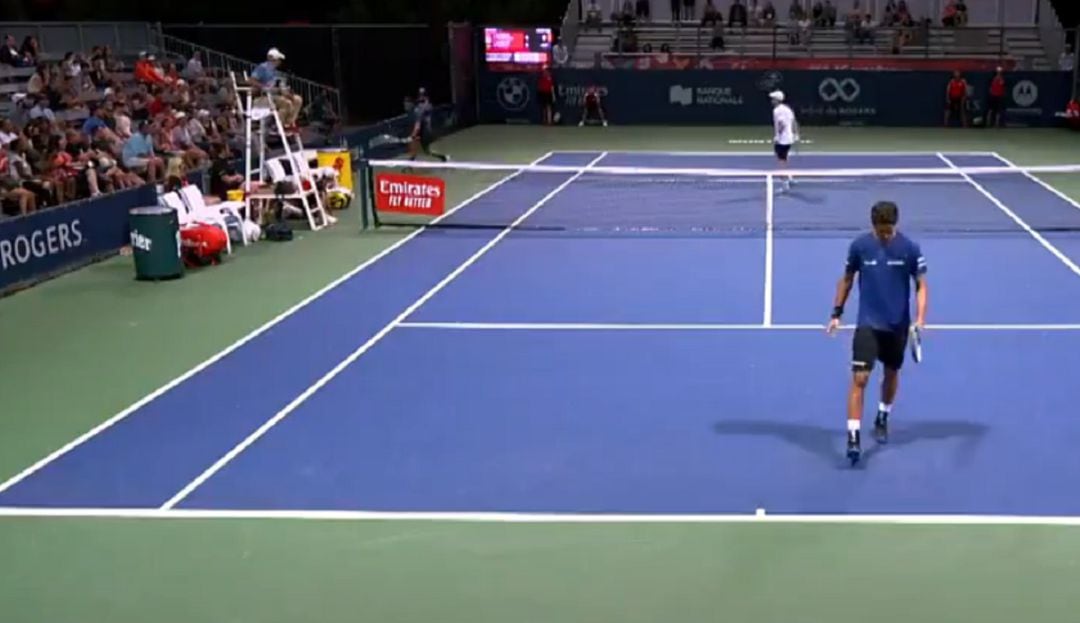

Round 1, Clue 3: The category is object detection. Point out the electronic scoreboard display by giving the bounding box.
[484,27,553,68]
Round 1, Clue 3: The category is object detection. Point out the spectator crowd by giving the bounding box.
[2,39,326,219]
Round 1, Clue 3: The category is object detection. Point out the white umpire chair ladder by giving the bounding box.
[230,71,329,231]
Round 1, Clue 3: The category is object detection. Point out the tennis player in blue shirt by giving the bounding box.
[827,201,928,465]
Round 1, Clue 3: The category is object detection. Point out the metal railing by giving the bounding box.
[154,32,343,123]
[595,24,1074,70]
[0,21,154,59]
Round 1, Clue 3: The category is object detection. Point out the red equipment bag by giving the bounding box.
[180,224,228,267]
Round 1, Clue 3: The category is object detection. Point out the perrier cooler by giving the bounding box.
[129,206,183,281]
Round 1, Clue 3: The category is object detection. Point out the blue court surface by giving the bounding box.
[3,151,1080,518]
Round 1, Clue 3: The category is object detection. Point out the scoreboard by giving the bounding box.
[484,27,553,67]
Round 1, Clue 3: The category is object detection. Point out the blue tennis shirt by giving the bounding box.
[846,231,926,331]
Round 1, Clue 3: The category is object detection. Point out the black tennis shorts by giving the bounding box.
[539,91,554,108]
[774,143,792,161]
[852,326,908,372]
[947,97,964,114]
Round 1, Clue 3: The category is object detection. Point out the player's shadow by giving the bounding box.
[712,419,989,469]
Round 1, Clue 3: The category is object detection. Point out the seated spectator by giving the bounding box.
[28,94,56,123]
[183,52,205,81]
[7,137,58,207]
[156,113,208,170]
[121,121,164,183]
[882,0,897,24]
[855,13,875,44]
[209,143,243,200]
[617,0,636,26]
[729,0,749,27]
[87,58,112,90]
[682,0,696,22]
[45,134,99,199]
[60,52,83,79]
[956,0,968,25]
[586,0,603,31]
[762,1,777,26]
[248,48,303,133]
[636,0,651,22]
[134,52,167,85]
[812,0,825,26]
[1,34,29,67]
[702,0,722,26]
[81,105,108,136]
[846,0,862,25]
[0,160,38,215]
[552,38,570,66]
[0,120,18,148]
[789,0,806,21]
[26,63,48,95]
[19,36,39,65]
[824,0,837,26]
[942,0,959,27]
[710,20,726,50]
[1059,45,1075,71]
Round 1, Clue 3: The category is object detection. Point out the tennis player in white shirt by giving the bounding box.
[770,90,798,192]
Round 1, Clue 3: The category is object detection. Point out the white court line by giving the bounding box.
[0,151,559,498]
[159,152,611,510]
[396,322,1080,331]
[1,506,1079,526]
[555,150,998,157]
[991,152,1080,214]
[763,175,774,326]
[937,153,1080,278]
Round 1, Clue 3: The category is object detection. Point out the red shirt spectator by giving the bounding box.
[538,70,554,95]
[989,73,1005,98]
[947,76,967,101]
[1067,99,1080,130]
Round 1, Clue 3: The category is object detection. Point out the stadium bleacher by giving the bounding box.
[573,24,1054,70]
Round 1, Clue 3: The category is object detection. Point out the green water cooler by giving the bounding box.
[129,207,183,281]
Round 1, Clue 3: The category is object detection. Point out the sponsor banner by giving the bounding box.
[374,173,447,216]
[478,68,1070,127]
[0,185,157,293]
[604,54,1018,72]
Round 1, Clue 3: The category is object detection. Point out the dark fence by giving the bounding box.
[162,24,453,124]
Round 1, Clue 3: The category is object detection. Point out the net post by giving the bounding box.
[357,158,371,230]
[367,159,381,229]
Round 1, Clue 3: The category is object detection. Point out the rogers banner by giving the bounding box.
[375,173,447,216]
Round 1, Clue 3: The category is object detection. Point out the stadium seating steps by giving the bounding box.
[572,23,1052,70]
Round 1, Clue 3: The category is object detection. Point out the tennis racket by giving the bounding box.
[909,325,923,363]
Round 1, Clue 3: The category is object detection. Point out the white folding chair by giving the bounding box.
[177,185,237,252]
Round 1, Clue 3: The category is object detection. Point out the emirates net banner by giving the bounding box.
[374,173,447,216]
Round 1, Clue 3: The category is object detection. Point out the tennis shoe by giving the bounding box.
[847,430,861,466]
[874,412,889,444]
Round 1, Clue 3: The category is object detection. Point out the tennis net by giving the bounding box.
[360,158,1080,235]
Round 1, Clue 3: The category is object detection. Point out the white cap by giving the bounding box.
[267,47,286,60]
[769,90,785,102]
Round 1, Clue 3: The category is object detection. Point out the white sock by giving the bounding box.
[879,402,892,414]
[847,419,860,432]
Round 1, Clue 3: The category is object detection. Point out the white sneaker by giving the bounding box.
[578,120,584,127]
[602,120,608,127]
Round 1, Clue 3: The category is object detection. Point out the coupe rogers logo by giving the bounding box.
[496,77,530,111]
[819,77,861,103]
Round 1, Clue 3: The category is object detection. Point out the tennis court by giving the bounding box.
[2,127,1080,621]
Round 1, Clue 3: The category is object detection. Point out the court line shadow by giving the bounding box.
[712,419,989,470]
